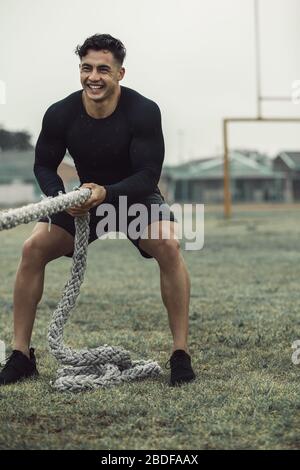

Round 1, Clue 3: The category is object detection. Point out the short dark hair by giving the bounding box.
[75,34,126,66]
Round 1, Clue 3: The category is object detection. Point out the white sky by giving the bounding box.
[0,0,300,165]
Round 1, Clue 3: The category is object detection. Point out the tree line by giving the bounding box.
[0,127,33,150]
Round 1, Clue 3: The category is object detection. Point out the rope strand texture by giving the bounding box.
[0,189,162,391]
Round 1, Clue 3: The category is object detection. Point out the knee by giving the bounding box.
[154,238,181,265]
[22,237,49,265]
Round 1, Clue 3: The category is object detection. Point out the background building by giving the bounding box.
[160,150,287,203]
[0,150,79,206]
[273,152,300,202]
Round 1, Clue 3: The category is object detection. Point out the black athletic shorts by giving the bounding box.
[38,192,177,259]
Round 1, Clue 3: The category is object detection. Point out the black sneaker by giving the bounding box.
[165,349,196,387]
[0,348,39,386]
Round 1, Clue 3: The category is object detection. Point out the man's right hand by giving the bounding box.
[65,183,107,217]
[65,207,90,217]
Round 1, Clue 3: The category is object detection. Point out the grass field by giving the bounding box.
[0,204,300,450]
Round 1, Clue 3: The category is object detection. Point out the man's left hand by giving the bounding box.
[66,183,107,217]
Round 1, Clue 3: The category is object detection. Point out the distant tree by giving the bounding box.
[0,127,33,150]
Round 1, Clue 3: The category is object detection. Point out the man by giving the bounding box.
[0,34,195,387]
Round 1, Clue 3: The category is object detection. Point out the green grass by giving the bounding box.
[0,206,300,449]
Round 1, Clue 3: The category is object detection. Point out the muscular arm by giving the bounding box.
[103,101,165,204]
[34,105,67,197]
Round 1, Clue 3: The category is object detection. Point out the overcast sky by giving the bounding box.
[1,0,300,165]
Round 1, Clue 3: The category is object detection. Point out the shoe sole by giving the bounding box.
[169,375,196,387]
[0,369,39,386]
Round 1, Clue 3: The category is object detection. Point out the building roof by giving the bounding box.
[275,152,300,170]
[162,151,285,180]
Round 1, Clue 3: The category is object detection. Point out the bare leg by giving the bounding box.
[159,251,190,354]
[13,222,74,358]
[139,221,191,355]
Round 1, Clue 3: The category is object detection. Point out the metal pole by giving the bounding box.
[223,119,232,218]
[254,0,262,119]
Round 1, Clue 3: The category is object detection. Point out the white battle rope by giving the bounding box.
[0,189,162,391]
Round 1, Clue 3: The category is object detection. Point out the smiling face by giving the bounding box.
[80,49,125,102]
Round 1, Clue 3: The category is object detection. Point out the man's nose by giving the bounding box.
[89,69,102,81]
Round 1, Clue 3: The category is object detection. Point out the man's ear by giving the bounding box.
[118,67,125,81]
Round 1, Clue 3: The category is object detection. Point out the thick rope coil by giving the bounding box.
[0,189,162,391]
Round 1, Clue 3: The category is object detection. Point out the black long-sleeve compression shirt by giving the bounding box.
[34,85,165,204]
